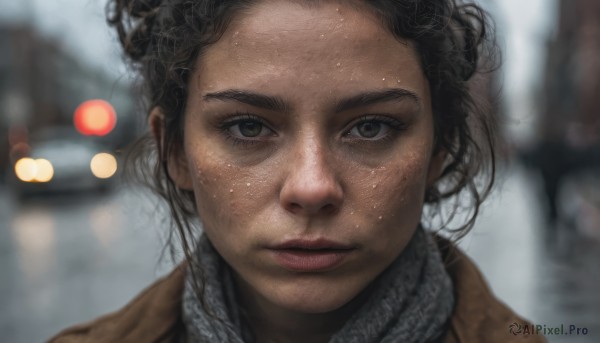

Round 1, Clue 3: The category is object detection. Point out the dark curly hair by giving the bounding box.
[107,0,499,302]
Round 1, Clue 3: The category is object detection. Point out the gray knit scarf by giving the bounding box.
[182,228,454,342]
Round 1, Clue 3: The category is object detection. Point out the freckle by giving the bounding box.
[246,183,251,186]
[229,189,234,193]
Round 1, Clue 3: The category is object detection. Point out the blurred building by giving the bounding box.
[529,0,600,227]
[540,0,600,144]
[0,24,139,181]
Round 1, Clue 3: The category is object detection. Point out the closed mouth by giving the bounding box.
[269,243,355,272]
[271,238,355,251]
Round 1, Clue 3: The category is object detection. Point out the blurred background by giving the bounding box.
[0,0,598,342]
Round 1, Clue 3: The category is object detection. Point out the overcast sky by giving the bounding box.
[0,0,558,139]
[0,0,126,77]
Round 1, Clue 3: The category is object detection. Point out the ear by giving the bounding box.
[426,147,447,188]
[148,107,194,190]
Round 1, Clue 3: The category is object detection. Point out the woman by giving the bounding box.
[50,0,544,342]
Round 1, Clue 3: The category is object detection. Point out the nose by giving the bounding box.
[279,137,344,216]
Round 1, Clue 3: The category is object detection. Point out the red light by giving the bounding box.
[74,99,117,136]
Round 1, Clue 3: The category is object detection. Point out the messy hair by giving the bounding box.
[107,0,498,299]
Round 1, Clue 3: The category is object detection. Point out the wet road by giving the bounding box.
[0,164,598,342]
[0,185,172,343]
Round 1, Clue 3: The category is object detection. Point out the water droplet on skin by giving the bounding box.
[372,184,377,189]
[397,79,402,83]
[227,164,231,167]
[382,77,386,81]
[246,183,251,186]
[355,224,360,229]
[336,8,339,11]
[350,211,354,215]
[378,216,383,220]
[373,205,377,209]
[371,170,375,175]
[234,42,239,46]
[229,189,234,193]
[320,34,325,39]
[336,62,341,67]
[340,18,344,22]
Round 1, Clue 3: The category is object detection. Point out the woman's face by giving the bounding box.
[173,0,442,314]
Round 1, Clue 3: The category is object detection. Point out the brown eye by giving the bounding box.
[238,121,263,137]
[344,116,406,141]
[224,117,275,141]
[356,122,381,138]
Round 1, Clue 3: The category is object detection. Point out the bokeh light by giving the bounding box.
[15,158,37,182]
[14,158,55,183]
[90,153,118,179]
[34,159,54,182]
[73,99,117,136]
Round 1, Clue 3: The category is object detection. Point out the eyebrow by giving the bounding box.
[203,88,421,113]
[204,90,288,112]
[334,88,421,113]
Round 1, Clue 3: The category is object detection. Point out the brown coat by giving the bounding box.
[48,240,547,343]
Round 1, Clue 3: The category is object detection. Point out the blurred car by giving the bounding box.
[9,127,119,198]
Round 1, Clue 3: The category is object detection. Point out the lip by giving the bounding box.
[269,239,355,272]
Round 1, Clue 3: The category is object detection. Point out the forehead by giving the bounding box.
[195,0,428,102]
[232,0,385,44]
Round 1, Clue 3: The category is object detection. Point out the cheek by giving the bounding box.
[355,152,430,214]
[190,161,232,233]
[387,152,430,213]
[185,144,274,234]
[348,151,431,252]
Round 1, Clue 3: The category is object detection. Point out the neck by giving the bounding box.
[234,274,372,343]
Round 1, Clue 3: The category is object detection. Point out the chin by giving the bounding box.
[267,278,366,314]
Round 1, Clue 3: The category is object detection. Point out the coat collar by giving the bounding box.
[49,237,546,343]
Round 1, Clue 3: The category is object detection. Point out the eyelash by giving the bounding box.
[217,113,407,148]
[218,112,273,147]
[343,115,407,143]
